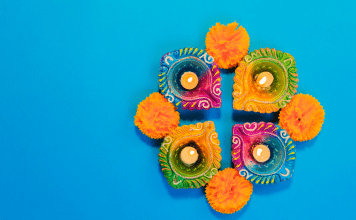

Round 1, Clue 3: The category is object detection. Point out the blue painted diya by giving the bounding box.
[159,47,222,110]
[232,122,296,184]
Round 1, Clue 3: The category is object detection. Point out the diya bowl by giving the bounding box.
[159,47,222,110]
[159,121,222,189]
[233,48,298,113]
[232,122,296,184]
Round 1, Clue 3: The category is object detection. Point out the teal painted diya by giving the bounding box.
[159,47,222,110]
[232,122,296,184]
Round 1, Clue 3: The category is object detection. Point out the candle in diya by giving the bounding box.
[159,121,222,189]
[233,48,298,113]
[180,146,199,166]
[252,144,270,163]
[180,72,199,90]
[159,47,222,110]
[232,122,296,184]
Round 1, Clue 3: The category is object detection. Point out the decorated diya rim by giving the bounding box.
[232,122,296,184]
[233,48,298,113]
[159,47,222,110]
[159,121,222,189]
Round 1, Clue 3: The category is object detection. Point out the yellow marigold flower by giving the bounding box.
[205,22,250,69]
[134,92,180,139]
[279,94,325,142]
[205,168,253,214]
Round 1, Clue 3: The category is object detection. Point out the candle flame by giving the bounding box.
[190,150,195,155]
[259,76,267,85]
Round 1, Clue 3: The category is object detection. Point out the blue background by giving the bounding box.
[1,0,355,219]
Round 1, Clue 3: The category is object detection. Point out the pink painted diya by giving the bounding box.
[159,48,222,110]
[233,48,298,113]
[159,121,222,189]
[232,122,296,184]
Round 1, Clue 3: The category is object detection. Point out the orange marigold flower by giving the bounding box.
[279,94,325,142]
[134,92,180,139]
[205,168,253,214]
[205,22,250,69]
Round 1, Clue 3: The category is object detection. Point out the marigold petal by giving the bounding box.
[134,92,180,139]
[206,22,250,69]
[205,168,253,214]
[279,94,325,141]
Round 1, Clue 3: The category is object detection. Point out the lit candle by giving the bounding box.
[181,72,199,90]
[256,71,274,88]
[180,146,199,166]
[252,145,270,163]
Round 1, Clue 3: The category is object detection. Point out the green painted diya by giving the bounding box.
[159,121,222,189]
[233,48,298,113]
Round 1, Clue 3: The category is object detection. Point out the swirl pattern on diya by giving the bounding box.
[233,48,298,113]
[232,122,296,184]
[159,47,222,110]
[159,121,222,189]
